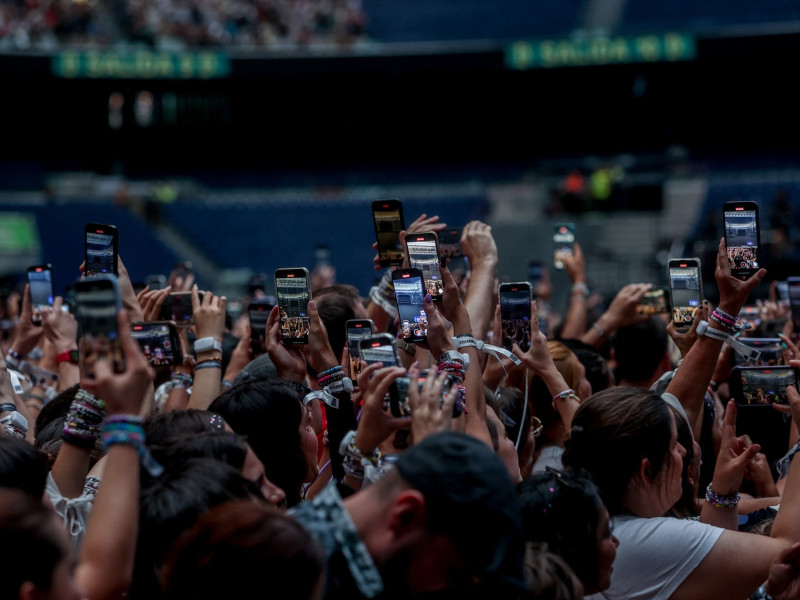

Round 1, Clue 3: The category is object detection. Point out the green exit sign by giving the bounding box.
[506,32,695,70]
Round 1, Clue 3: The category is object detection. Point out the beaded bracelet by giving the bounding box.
[552,388,581,411]
[195,360,222,371]
[63,389,107,449]
[704,483,740,508]
[714,307,738,323]
[171,372,194,388]
[101,415,164,477]
[318,366,342,378]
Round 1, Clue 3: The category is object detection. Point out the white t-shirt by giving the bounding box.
[531,444,564,474]
[585,515,723,600]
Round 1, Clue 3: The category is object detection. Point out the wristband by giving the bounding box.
[705,483,740,508]
[57,349,80,365]
[453,334,521,365]
[0,403,16,413]
[194,337,223,354]
[697,320,761,361]
[571,281,589,297]
[591,322,606,338]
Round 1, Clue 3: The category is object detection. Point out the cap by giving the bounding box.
[394,431,526,590]
[233,353,278,385]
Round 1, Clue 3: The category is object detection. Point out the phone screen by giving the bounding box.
[732,366,796,406]
[359,335,400,368]
[553,223,575,270]
[131,321,181,367]
[159,292,202,327]
[668,262,702,328]
[84,225,117,276]
[405,233,443,301]
[500,282,532,352]
[346,320,375,380]
[636,287,671,316]
[393,270,428,343]
[438,228,463,259]
[789,278,800,333]
[28,265,54,324]
[249,300,274,357]
[373,200,405,268]
[275,269,310,345]
[75,276,124,378]
[723,203,760,279]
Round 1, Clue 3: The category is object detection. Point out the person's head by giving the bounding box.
[0,489,84,600]
[0,435,51,498]
[666,403,700,519]
[145,408,228,447]
[562,387,686,517]
[559,338,614,395]
[524,542,584,600]
[312,288,357,362]
[209,376,318,507]
[159,500,326,600]
[485,404,523,484]
[132,457,267,599]
[346,431,526,596]
[517,467,617,593]
[610,316,670,386]
[487,385,535,479]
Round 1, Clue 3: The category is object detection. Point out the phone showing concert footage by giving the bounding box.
[84,222,118,277]
[553,223,575,270]
[499,281,533,352]
[159,291,204,327]
[74,274,125,379]
[730,365,798,407]
[392,268,428,344]
[723,200,761,280]
[372,199,405,268]
[274,267,311,345]
[130,321,182,367]
[27,264,54,326]
[248,296,276,358]
[438,227,464,259]
[636,287,671,316]
[346,318,375,381]
[667,258,702,331]
[788,277,800,334]
[389,369,462,418]
[359,333,402,368]
[405,231,444,302]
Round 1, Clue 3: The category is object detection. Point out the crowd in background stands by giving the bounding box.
[0,0,368,51]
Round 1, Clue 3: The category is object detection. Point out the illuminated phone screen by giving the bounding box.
[405,235,443,299]
[131,322,179,367]
[275,274,310,344]
[669,265,701,327]
[394,274,428,341]
[85,231,116,275]
[724,208,759,274]
[500,284,532,352]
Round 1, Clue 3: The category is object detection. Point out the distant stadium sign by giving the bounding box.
[506,33,695,69]
[53,51,230,79]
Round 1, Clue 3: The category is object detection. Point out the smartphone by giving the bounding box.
[146,274,168,290]
[274,267,311,345]
[372,199,406,268]
[723,201,761,280]
[499,281,533,352]
[788,277,800,333]
[405,231,444,301]
[74,274,125,378]
[667,258,702,331]
[27,264,54,326]
[159,291,204,327]
[346,318,375,380]
[730,365,798,407]
[729,338,784,368]
[389,369,462,418]
[553,223,575,270]
[437,227,464,259]
[84,222,118,277]
[636,287,671,316]
[248,296,275,357]
[359,333,402,368]
[131,321,182,367]
[392,268,428,344]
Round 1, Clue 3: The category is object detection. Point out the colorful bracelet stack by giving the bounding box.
[318,365,344,387]
[101,414,164,477]
[437,356,468,415]
[552,388,581,412]
[710,307,750,333]
[195,358,222,371]
[171,372,193,389]
[62,389,107,449]
[704,483,740,508]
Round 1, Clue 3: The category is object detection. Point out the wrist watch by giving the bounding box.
[194,337,223,354]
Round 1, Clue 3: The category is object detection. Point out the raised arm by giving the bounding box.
[459,220,499,344]
[557,242,590,340]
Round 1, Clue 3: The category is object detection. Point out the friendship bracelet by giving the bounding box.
[591,322,606,338]
[101,415,164,477]
[318,366,342,377]
[571,282,589,297]
[711,309,736,326]
[705,483,740,508]
[713,307,738,323]
[552,388,581,411]
[195,360,222,371]
[7,349,22,360]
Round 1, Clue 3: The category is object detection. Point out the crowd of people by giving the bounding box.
[0,0,368,51]
[3,208,800,600]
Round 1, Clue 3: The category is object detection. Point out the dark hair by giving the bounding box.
[33,385,104,468]
[488,385,529,451]
[561,387,674,515]
[34,383,78,438]
[666,405,699,519]
[148,431,249,474]
[560,338,612,395]
[208,376,309,507]
[610,317,668,384]
[0,436,51,498]
[0,489,66,597]
[145,409,228,448]
[131,458,265,600]
[517,467,605,589]
[313,288,357,361]
[524,541,584,600]
[160,500,326,600]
